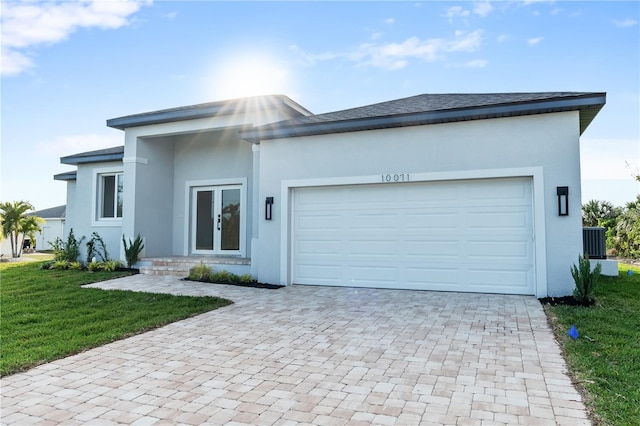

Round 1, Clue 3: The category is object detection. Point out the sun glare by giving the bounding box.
[209,53,293,100]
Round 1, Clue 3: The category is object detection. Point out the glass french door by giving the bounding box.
[191,185,241,254]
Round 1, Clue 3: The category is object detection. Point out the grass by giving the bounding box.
[0,261,232,376]
[545,263,640,425]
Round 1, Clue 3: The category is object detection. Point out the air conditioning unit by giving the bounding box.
[583,227,606,259]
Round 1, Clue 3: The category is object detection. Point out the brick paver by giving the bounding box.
[0,275,590,425]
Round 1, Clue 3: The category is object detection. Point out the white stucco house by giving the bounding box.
[55,92,607,297]
[1,205,65,256]
[29,205,66,250]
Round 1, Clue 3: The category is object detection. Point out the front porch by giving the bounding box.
[137,256,251,277]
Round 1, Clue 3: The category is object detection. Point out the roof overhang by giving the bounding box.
[107,95,312,131]
[54,171,77,181]
[241,93,606,142]
[60,146,124,165]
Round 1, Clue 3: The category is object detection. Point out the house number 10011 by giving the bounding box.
[381,173,410,183]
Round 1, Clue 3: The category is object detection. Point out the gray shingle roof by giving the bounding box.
[27,205,65,219]
[107,95,313,130]
[54,171,77,181]
[241,92,606,141]
[60,146,124,165]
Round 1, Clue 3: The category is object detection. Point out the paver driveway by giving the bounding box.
[1,275,590,425]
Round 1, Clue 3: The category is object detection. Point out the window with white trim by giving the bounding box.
[98,173,123,219]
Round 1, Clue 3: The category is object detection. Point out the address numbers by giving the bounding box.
[381,173,410,183]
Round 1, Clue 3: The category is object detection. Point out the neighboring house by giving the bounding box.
[28,205,66,250]
[1,205,65,255]
[55,92,607,297]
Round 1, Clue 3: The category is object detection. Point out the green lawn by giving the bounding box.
[545,263,640,426]
[0,261,232,376]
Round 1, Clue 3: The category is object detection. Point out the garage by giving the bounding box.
[292,177,535,295]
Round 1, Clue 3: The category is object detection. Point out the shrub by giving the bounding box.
[69,261,84,270]
[122,234,145,269]
[52,260,69,270]
[210,270,232,283]
[40,260,55,270]
[239,274,254,284]
[51,229,84,263]
[86,232,109,264]
[612,196,640,259]
[87,261,104,272]
[571,255,601,305]
[189,263,212,281]
[103,260,122,272]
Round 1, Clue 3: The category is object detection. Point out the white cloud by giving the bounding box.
[497,34,509,43]
[464,59,488,68]
[1,0,150,76]
[385,18,395,25]
[355,30,483,70]
[292,30,483,71]
[527,36,543,45]
[36,134,122,158]
[442,6,470,21]
[162,11,178,20]
[473,1,494,17]
[612,18,638,28]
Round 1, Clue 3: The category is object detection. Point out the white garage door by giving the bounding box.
[292,177,535,295]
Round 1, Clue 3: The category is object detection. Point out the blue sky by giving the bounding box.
[1,0,638,211]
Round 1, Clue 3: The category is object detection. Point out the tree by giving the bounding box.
[0,201,44,258]
[581,199,618,227]
[613,195,640,258]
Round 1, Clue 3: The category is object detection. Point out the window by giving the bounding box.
[99,173,123,219]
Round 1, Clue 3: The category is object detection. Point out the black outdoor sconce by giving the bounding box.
[557,186,569,216]
[265,197,274,220]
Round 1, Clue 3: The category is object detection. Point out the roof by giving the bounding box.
[60,146,124,165]
[240,92,606,141]
[27,205,65,219]
[54,171,77,181]
[107,94,313,130]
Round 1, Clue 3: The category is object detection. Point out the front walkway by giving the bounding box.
[0,275,590,425]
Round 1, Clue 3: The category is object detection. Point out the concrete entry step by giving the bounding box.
[138,256,251,277]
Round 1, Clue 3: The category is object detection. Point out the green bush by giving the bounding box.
[239,274,254,284]
[571,255,601,305]
[69,261,84,270]
[103,260,122,272]
[50,229,84,263]
[86,232,109,264]
[210,270,232,283]
[612,196,640,259]
[189,263,212,281]
[87,261,104,272]
[122,234,145,269]
[52,260,69,270]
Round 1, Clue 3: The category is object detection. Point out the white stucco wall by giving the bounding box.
[36,218,65,250]
[171,129,253,256]
[67,161,123,263]
[256,111,584,296]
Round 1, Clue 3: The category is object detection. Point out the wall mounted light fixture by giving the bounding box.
[557,186,569,216]
[265,197,274,220]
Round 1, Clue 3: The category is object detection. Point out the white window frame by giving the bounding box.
[92,166,124,227]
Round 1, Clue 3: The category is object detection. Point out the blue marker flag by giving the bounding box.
[568,325,579,340]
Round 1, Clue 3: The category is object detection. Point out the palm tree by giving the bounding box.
[0,201,43,258]
[581,199,618,227]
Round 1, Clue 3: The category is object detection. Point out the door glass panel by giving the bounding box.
[221,189,240,251]
[195,190,214,250]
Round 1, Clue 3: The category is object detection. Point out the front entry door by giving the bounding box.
[191,186,241,255]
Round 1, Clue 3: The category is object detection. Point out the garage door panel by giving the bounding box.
[297,240,342,255]
[467,241,530,259]
[466,210,530,230]
[293,177,535,295]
